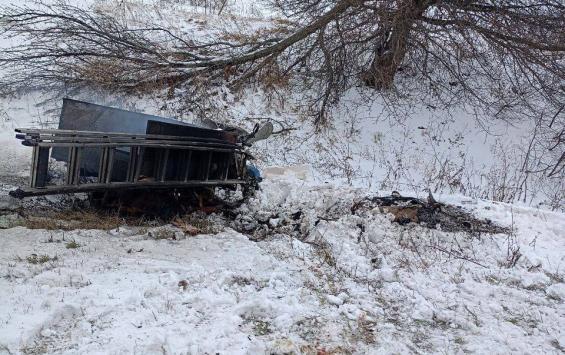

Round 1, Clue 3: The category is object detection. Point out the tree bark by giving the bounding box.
[362,0,431,89]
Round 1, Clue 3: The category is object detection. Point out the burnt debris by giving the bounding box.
[351,192,509,235]
[230,191,509,242]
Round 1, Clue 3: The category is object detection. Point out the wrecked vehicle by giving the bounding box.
[10,99,272,199]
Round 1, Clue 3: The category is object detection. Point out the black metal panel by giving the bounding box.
[146,120,237,143]
[51,99,231,176]
[13,101,251,198]
[10,179,247,198]
[57,98,197,134]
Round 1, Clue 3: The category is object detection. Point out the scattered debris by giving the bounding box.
[351,192,509,234]
[172,218,201,236]
[178,280,189,291]
[230,191,509,242]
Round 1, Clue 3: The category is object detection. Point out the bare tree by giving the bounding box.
[0,0,563,175]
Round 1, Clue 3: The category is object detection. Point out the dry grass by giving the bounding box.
[148,228,177,240]
[172,214,222,236]
[19,205,222,236]
[65,239,81,249]
[351,313,377,345]
[550,339,565,352]
[257,61,290,91]
[22,210,146,231]
[26,254,57,265]
[299,345,353,355]
[252,319,272,336]
[313,240,337,267]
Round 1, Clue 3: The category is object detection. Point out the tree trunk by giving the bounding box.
[362,1,430,89]
[362,25,410,89]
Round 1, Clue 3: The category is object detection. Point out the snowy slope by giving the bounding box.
[1,169,564,354]
[0,1,564,354]
[0,0,562,209]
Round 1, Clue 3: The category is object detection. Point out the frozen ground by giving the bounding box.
[0,2,563,353]
[0,56,563,355]
[1,167,564,354]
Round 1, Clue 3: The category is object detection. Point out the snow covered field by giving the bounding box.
[1,166,565,354]
[0,93,563,354]
[0,1,564,354]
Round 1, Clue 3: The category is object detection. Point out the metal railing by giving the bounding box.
[10,128,249,198]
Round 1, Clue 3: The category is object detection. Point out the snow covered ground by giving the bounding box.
[0,1,564,353]
[0,93,563,354]
[1,166,564,354]
[0,40,563,355]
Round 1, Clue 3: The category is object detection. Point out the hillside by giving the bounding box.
[0,1,564,354]
[1,167,565,354]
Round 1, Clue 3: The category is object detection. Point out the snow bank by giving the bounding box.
[1,170,564,354]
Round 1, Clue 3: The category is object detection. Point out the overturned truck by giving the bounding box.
[10,99,272,199]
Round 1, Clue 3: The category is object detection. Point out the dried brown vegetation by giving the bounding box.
[0,0,563,178]
[21,210,135,231]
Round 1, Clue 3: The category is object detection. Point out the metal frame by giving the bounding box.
[11,129,249,198]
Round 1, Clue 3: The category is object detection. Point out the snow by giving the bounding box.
[0,1,564,353]
[0,95,563,353]
[1,168,564,354]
